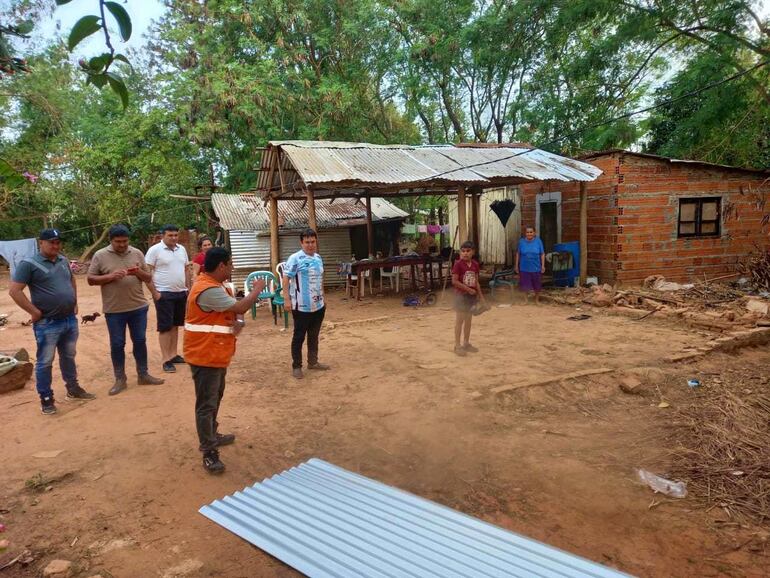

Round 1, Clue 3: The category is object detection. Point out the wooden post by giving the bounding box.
[269,196,279,274]
[438,206,445,249]
[471,190,481,259]
[579,181,588,285]
[457,186,468,244]
[307,187,318,232]
[365,195,374,258]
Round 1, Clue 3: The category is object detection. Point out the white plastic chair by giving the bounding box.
[346,262,373,297]
[276,261,286,280]
[379,266,401,292]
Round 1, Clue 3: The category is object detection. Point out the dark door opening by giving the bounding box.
[539,201,558,272]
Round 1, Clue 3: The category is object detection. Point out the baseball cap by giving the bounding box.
[39,228,64,241]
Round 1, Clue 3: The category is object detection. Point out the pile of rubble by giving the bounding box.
[550,275,770,332]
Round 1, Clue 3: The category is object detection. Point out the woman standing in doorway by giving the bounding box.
[191,236,213,280]
[515,226,545,304]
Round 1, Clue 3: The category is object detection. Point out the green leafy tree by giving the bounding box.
[0,48,207,254]
[645,50,770,167]
[150,0,421,190]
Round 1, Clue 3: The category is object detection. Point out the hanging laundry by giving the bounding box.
[401,223,417,235]
[0,238,38,275]
[426,224,442,235]
[417,224,428,233]
[440,224,451,234]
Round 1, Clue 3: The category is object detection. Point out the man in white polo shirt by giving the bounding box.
[145,224,190,373]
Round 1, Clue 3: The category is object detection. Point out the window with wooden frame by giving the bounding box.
[678,197,721,237]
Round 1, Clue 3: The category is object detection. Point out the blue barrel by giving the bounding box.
[552,241,580,287]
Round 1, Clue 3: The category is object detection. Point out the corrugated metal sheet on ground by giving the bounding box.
[258,141,602,193]
[199,458,633,578]
[212,194,407,232]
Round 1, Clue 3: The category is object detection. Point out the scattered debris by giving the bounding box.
[738,249,770,291]
[25,471,72,492]
[658,401,671,408]
[42,559,73,577]
[32,450,64,459]
[686,379,701,388]
[643,275,694,292]
[637,469,688,498]
[551,275,770,332]
[745,298,769,315]
[670,386,770,524]
[0,550,33,571]
[567,314,591,321]
[619,376,643,395]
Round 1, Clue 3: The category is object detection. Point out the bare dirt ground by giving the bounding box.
[1,274,768,577]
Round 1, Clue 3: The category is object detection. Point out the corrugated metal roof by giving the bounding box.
[199,458,633,578]
[257,141,602,196]
[211,194,408,232]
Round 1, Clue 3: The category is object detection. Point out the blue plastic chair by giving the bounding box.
[489,267,517,299]
[271,286,289,329]
[244,271,278,320]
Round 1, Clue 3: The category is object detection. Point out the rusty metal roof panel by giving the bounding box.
[199,458,633,578]
[281,145,439,185]
[212,194,407,231]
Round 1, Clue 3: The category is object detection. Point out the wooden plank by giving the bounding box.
[579,181,588,285]
[277,151,288,196]
[457,186,467,243]
[491,367,614,395]
[269,197,280,274]
[471,191,480,258]
[365,196,374,258]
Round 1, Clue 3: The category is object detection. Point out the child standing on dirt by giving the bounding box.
[452,241,486,356]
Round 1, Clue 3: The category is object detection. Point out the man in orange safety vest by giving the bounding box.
[184,247,265,474]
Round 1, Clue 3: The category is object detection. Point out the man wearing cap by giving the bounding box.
[8,229,96,415]
[183,247,265,473]
[88,224,165,396]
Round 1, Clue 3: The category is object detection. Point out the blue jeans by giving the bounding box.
[105,306,149,378]
[33,314,79,399]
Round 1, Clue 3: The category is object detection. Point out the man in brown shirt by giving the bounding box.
[87,224,164,395]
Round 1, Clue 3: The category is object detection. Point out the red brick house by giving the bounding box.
[520,150,770,284]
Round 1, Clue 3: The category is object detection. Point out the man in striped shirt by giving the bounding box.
[280,228,330,379]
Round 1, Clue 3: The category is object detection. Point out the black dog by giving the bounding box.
[81,312,101,325]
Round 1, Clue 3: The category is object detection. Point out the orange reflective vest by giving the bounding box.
[183,273,236,368]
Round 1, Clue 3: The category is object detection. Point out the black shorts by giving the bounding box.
[454,293,477,313]
[155,291,188,332]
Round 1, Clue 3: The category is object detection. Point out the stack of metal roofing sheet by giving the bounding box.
[199,458,633,578]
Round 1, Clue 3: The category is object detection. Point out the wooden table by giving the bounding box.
[350,256,446,300]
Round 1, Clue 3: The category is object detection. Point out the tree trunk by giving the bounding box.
[79,225,109,262]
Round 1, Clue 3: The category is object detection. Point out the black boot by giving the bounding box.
[202,449,225,474]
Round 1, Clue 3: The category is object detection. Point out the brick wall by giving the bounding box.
[520,152,770,285]
[520,154,620,282]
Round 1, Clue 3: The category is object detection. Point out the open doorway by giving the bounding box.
[535,191,561,272]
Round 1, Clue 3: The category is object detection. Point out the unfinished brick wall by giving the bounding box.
[614,154,769,284]
[520,152,770,285]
